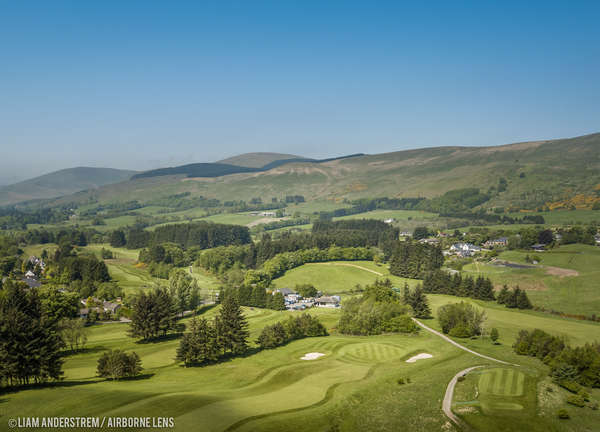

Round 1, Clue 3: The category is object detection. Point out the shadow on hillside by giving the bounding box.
[109,373,155,382]
[0,379,102,396]
[61,345,108,357]
[196,303,217,315]
[176,347,263,368]
[134,332,184,344]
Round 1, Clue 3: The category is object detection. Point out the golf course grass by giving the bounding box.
[272,260,420,294]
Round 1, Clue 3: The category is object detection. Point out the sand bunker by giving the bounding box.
[405,353,433,363]
[301,352,325,360]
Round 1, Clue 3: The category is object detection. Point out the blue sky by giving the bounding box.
[1,1,599,183]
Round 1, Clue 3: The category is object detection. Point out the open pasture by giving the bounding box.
[462,244,600,316]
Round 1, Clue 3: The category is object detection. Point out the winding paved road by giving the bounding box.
[443,366,484,429]
[411,318,519,429]
[412,318,517,366]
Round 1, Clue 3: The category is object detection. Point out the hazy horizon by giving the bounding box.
[1,1,599,184]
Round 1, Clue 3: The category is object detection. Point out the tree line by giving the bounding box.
[421,270,495,300]
[257,314,327,349]
[513,329,600,391]
[389,241,444,279]
[0,282,64,387]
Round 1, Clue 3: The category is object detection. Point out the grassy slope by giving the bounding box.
[0,307,467,432]
[2,294,598,431]
[84,245,221,297]
[423,295,600,432]
[44,133,600,208]
[272,260,420,294]
[462,244,600,316]
[0,167,136,206]
[217,152,304,168]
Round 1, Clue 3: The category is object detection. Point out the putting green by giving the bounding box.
[338,342,407,364]
[479,368,525,397]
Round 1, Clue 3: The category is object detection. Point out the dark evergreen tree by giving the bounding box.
[176,318,220,366]
[217,294,249,355]
[506,287,520,308]
[109,230,127,247]
[251,285,267,308]
[0,281,64,386]
[409,285,432,319]
[237,285,253,306]
[270,292,286,311]
[517,290,533,309]
[128,287,177,340]
[497,285,510,304]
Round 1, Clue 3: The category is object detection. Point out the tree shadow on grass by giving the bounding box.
[134,332,184,344]
[0,379,103,396]
[196,303,218,315]
[176,347,263,369]
[109,373,155,382]
[60,345,108,357]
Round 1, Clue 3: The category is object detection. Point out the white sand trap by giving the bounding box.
[405,353,433,363]
[301,352,325,360]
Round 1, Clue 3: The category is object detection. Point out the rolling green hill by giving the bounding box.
[38,132,600,210]
[0,167,137,206]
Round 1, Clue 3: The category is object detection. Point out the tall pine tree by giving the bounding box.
[217,294,249,355]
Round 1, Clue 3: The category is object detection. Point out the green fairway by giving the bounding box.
[426,294,600,349]
[272,260,420,294]
[2,294,599,431]
[0,305,482,432]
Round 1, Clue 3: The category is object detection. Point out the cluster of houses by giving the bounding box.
[447,242,482,257]
[79,297,122,319]
[21,256,46,288]
[273,288,341,311]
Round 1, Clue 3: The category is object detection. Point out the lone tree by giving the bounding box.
[97,349,142,380]
[490,328,500,344]
[169,270,201,316]
[59,318,88,352]
[217,294,249,356]
[408,285,432,319]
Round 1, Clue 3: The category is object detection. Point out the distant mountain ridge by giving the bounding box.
[131,153,366,180]
[0,167,137,206]
[6,133,600,210]
[217,152,304,168]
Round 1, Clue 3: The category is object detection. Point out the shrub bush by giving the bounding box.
[566,394,585,408]
[557,409,570,419]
